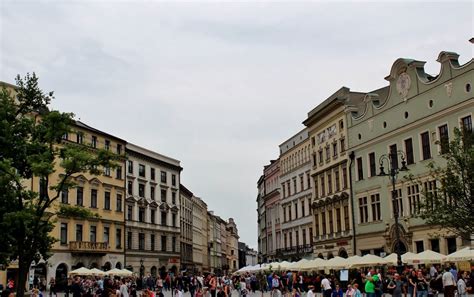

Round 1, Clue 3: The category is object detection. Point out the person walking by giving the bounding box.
[48,277,56,297]
[387,273,404,297]
[456,271,470,297]
[321,275,332,297]
[442,266,456,297]
[415,271,429,297]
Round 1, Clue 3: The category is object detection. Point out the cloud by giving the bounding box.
[1,0,472,249]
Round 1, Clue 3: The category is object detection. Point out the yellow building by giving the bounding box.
[35,121,126,289]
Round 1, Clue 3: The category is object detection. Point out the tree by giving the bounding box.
[0,73,120,297]
[416,127,474,241]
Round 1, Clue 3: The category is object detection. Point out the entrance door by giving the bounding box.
[55,264,68,292]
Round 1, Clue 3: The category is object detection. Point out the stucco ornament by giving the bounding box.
[396,72,411,100]
[444,82,453,97]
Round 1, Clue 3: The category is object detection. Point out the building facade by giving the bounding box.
[262,159,282,261]
[303,88,359,259]
[207,212,223,273]
[43,121,127,288]
[179,184,194,271]
[192,196,208,273]
[125,143,182,276]
[278,129,313,261]
[347,52,472,256]
[226,218,239,272]
[256,175,267,262]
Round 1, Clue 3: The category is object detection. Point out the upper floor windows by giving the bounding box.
[420,131,431,160]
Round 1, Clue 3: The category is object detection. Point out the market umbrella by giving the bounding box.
[350,254,388,268]
[90,268,106,276]
[405,250,446,264]
[445,247,474,262]
[289,259,310,271]
[301,258,327,271]
[346,255,362,267]
[324,256,349,270]
[69,267,93,276]
[106,268,125,276]
[383,252,413,265]
[120,269,134,276]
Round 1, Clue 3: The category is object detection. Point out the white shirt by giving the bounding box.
[119,284,129,297]
[307,290,315,297]
[321,278,331,290]
[457,279,467,295]
[176,290,183,297]
[442,271,455,287]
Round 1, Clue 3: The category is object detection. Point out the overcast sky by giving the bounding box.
[1,0,472,249]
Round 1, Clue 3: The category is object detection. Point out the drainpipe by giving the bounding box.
[348,151,357,255]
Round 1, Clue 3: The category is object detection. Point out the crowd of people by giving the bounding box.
[1,264,473,297]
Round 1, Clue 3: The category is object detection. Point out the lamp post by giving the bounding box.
[378,150,408,274]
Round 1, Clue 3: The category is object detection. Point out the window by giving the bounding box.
[161,212,167,226]
[139,233,145,250]
[288,205,292,221]
[309,227,313,244]
[461,115,472,134]
[172,213,177,227]
[62,132,68,140]
[342,166,348,189]
[335,169,340,192]
[90,226,96,242]
[127,205,133,220]
[430,239,440,253]
[415,240,424,253]
[161,189,167,202]
[116,167,122,179]
[283,206,287,222]
[320,176,325,197]
[300,176,304,192]
[151,234,155,251]
[76,132,83,144]
[371,194,381,221]
[344,205,350,230]
[293,178,297,193]
[172,192,176,204]
[172,236,177,252]
[91,136,97,148]
[438,124,449,154]
[321,212,327,235]
[76,224,83,241]
[315,214,320,236]
[103,227,110,244]
[116,228,122,249]
[423,180,437,210]
[339,119,344,130]
[340,138,345,152]
[325,146,330,161]
[150,209,155,224]
[116,144,122,155]
[284,233,287,248]
[161,236,167,251]
[76,187,84,206]
[138,184,145,198]
[312,154,317,166]
[116,194,122,212]
[172,174,176,186]
[421,131,431,160]
[90,189,97,208]
[408,184,420,215]
[328,209,334,233]
[161,171,167,183]
[318,150,323,164]
[105,140,110,150]
[294,202,298,219]
[104,192,111,210]
[127,232,132,249]
[389,144,398,170]
[357,157,364,180]
[369,152,376,177]
[335,208,341,233]
[287,181,291,196]
[150,186,155,200]
[394,188,404,217]
[359,197,368,223]
[151,168,155,180]
[295,230,299,246]
[127,181,133,195]
[307,173,311,189]
[282,184,286,198]
[60,223,68,245]
[405,138,414,165]
[333,142,338,157]
[301,200,305,217]
[327,172,332,194]
[289,232,292,246]
[61,189,69,204]
[139,164,145,177]
[139,208,145,222]
[104,166,111,176]
[128,160,133,174]
[39,178,48,198]
[302,229,307,245]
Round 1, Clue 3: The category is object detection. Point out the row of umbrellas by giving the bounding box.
[236,247,474,274]
[68,267,134,276]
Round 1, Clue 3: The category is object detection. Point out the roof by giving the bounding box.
[75,120,126,143]
[180,184,193,197]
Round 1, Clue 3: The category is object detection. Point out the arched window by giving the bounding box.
[115,262,122,269]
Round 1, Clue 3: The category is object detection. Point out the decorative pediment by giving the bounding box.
[149,201,158,208]
[90,177,102,187]
[170,205,179,213]
[137,197,148,206]
[125,196,137,203]
[159,202,170,212]
[340,192,349,199]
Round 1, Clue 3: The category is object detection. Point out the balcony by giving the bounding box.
[69,241,109,255]
[276,244,313,257]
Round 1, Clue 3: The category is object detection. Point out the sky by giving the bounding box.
[0,0,472,249]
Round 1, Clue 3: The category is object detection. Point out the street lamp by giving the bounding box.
[378,150,408,274]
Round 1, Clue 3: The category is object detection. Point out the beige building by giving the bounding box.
[192,196,209,273]
[125,143,182,276]
[303,88,358,259]
[226,218,239,272]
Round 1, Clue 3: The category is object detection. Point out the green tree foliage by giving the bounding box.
[0,73,121,297]
[417,128,474,241]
